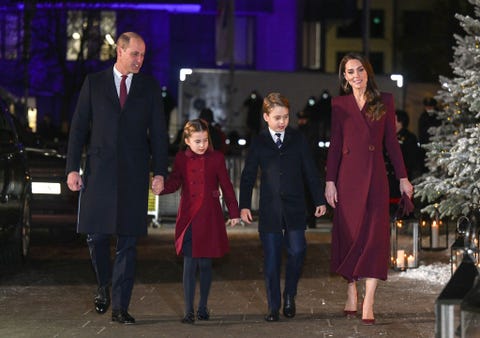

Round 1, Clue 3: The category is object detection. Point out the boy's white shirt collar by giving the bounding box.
[268,128,284,141]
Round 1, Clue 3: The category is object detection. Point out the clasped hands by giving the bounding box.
[151,175,164,195]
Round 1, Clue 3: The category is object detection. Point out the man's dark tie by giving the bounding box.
[275,133,282,148]
[119,75,128,108]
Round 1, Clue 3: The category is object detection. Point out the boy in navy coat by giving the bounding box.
[240,92,327,322]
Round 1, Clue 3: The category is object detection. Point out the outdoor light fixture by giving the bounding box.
[421,206,449,251]
[460,276,480,338]
[435,254,479,338]
[180,68,193,81]
[179,68,192,81]
[317,141,330,148]
[390,218,419,271]
[390,74,404,88]
[451,215,479,275]
[17,3,202,12]
[436,212,480,337]
[105,34,115,45]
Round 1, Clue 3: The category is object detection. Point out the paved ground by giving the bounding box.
[0,221,447,337]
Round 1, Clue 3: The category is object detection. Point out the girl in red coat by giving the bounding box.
[325,53,413,325]
[160,119,240,324]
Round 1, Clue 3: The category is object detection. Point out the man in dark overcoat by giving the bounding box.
[66,32,168,324]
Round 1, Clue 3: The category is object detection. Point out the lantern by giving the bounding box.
[421,207,449,251]
[458,208,480,336]
[467,209,480,268]
[435,254,479,338]
[390,218,419,271]
[460,275,480,338]
[451,216,478,275]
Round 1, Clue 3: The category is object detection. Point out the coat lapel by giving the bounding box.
[283,127,293,147]
[128,73,140,99]
[128,73,146,100]
[103,68,120,110]
[260,129,277,150]
[347,94,373,137]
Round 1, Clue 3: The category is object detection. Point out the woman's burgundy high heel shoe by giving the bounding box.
[361,318,375,325]
[343,310,357,317]
[361,301,375,325]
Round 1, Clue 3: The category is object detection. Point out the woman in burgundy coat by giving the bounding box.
[325,53,413,325]
[160,119,240,324]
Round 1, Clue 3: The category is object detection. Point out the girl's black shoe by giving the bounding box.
[181,311,195,324]
[197,307,210,320]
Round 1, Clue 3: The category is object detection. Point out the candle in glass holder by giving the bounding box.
[396,250,405,268]
[407,254,415,268]
[431,220,439,248]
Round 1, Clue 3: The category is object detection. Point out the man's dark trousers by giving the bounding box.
[87,234,137,311]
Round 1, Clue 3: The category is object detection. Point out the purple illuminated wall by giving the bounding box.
[116,10,170,87]
[255,0,298,71]
[0,0,300,128]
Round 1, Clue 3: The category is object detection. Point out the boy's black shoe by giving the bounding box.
[283,295,296,318]
[264,309,279,322]
[111,310,135,324]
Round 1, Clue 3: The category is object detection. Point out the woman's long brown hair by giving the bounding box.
[338,53,386,121]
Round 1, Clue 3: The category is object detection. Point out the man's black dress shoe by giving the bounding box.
[264,309,279,322]
[111,310,135,324]
[283,294,296,318]
[94,286,110,314]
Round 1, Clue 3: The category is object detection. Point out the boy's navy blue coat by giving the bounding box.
[240,126,326,232]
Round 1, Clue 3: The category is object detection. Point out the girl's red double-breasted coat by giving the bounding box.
[161,148,240,258]
[326,93,407,281]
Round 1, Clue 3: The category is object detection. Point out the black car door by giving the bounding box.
[0,111,24,228]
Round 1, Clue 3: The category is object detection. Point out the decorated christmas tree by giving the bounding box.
[415,0,480,219]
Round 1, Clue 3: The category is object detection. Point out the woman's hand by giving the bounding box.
[325,181,338,208]
[399,178,414,199]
